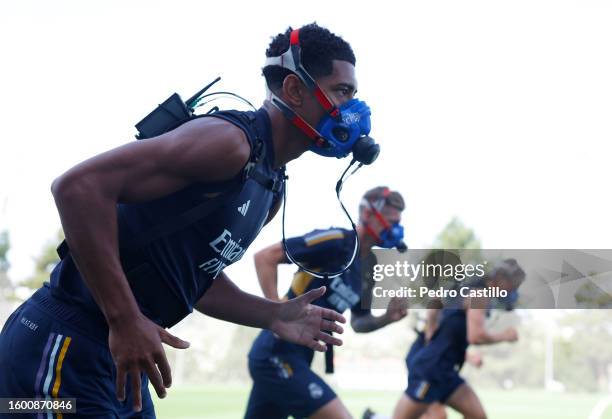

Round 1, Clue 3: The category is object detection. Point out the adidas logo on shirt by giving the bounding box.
[237,200,250,216]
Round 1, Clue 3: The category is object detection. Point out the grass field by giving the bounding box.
[151,385,612,419]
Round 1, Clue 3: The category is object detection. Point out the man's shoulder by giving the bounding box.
[179,114,251,151]
[302,227,350,247]
[163,114,251,184]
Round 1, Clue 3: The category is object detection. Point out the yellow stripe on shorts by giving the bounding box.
[51,336,72,419]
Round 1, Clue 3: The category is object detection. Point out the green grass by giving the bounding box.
[152,385,249,419]
[601,399,612,419]
[151,384,612,419]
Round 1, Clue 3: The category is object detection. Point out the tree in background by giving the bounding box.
[0,230,13,299]
[21,229,64,290]
[554,311,612,392]
[432,216,482,250]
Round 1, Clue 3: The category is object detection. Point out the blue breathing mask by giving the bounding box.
[314,99,372,158]
[363,192,407,252]
[264,29,380,165]
[498,289,519,310]
[379,223,405,250]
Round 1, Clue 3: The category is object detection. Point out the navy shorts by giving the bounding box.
[0,288,155,418]
[405,370,465,404]
[405,332,425,367]
[245,354,336,419]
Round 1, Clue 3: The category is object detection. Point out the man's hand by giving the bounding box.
[108,314,190,412]
[466,350,484,368]
[269,286,346,352]
[383,297,408,324]
[468,309,518,345]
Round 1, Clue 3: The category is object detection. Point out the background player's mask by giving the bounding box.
[362,196,407,252]
[379,223,406,250]
[496,289,519,310]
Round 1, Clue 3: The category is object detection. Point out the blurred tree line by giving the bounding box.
[0,229,63,309]
[554,311,612,392]
[0,230,12,299]
[21,230,64,290]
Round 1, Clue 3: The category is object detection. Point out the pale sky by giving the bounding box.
[1,0,611,296]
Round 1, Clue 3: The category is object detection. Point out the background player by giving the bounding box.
[245,187,408,419]
[392,259,525,419]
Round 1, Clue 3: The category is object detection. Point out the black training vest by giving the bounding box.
[51,108,284,328]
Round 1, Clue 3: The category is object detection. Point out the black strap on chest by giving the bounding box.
[57,110,283,258]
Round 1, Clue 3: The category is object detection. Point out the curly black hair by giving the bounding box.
[263,23,356,91]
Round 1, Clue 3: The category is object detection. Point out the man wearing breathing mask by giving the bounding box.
[245,186,408,419]
[263,26,379,164]
[0,23,378,418]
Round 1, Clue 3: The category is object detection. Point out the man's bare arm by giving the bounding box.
[350,312,388,333]
[195,273,346,352]
[351,297,407,333]
[254,242,286,301]
[467,309,518,345]
[51,117,250,410]
[195,272,283,328]
[424,308,441,342]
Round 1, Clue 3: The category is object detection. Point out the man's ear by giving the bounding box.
[281,74,305,107]
[361,208,372,222]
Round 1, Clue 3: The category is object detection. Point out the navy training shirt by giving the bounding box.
[48,108,284,328]
[249,228,369,364]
